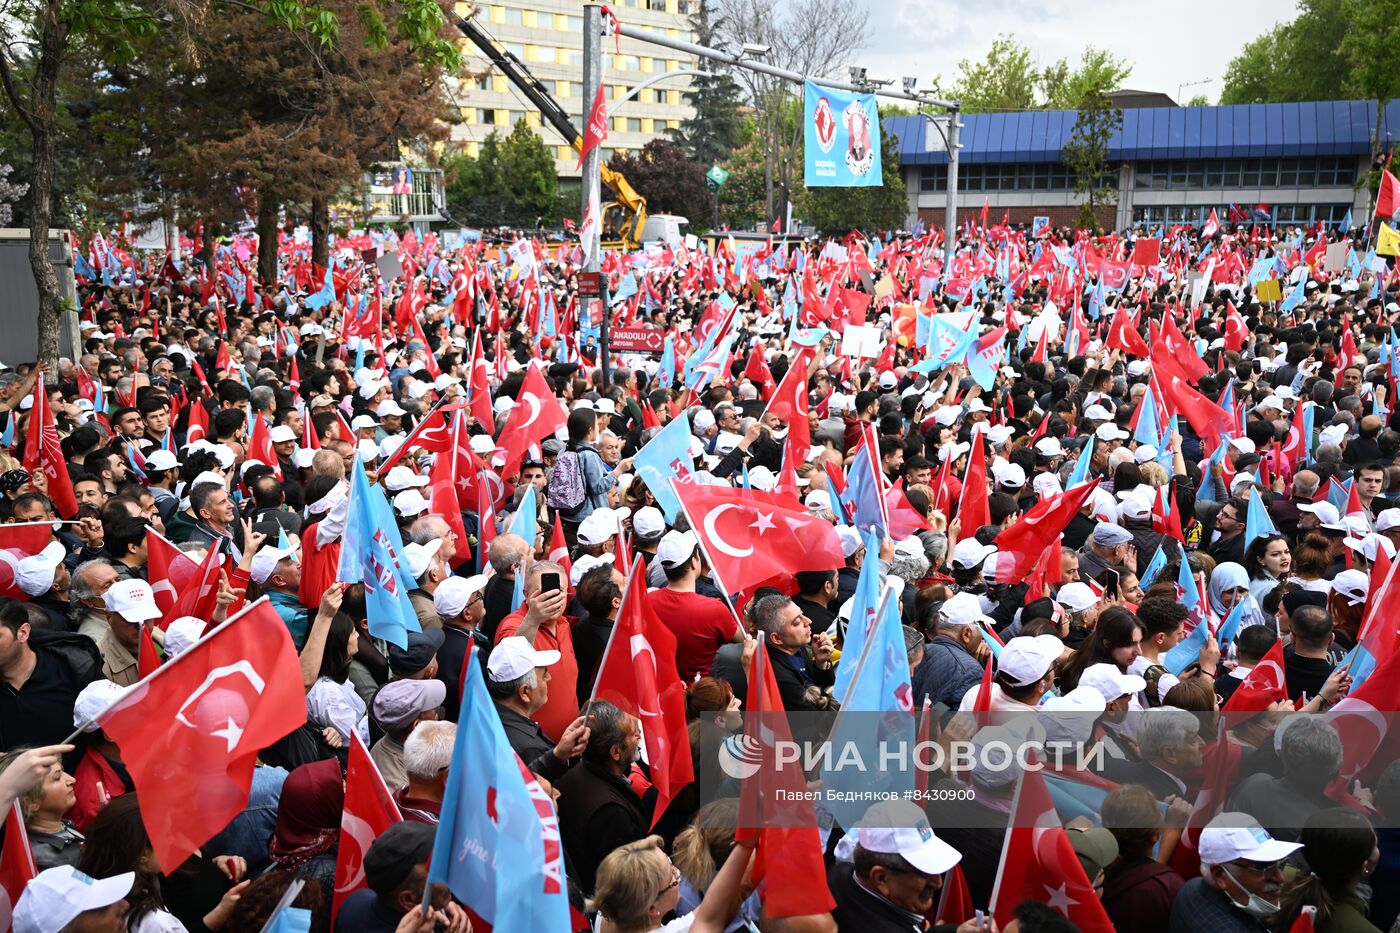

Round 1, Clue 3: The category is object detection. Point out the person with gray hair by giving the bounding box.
[555,700,651,892]
[67,559,118,642]
[481,532,531,641]
[1103,708,1204,800]
[394,719,456,826]
[754,593,836,712]
[494,560,578,743]
[1226,716,1343,843]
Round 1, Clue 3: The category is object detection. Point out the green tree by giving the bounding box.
[1040,47,1133,110]
[943,34,1038,112]
[607,140,711,228]
[803,128,907,237]
[498,119,559,222]
[447,123,560,227]
[717,129,769,229]
[1186,94,1212,107]
[0,0,457,368]
[667,0,743,167]
[1063,88,1122,232]
[1219,0,1350,104]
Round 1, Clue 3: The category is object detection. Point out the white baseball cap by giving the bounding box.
[163,616,207,657]
[1298,501,1341,526]
[632,506,665,539]
[1056,582,1099,614]
[1035,438,1065,458]
[938,592,992,627]
[951,538,996,570]
[103,578,161,623]
[351,414,379,431]
[1198,812,1302,866]
[14,866,135,933]
[657,529,699,568]
[577,509,618,547]
[249,545,296,586]
[1095,423,1129,442]
[853,800,962,875]
[15,541,65,597]
[72,679,131,732]
[403,540,444,579]
[384,465,430,492]
[1375,508,1400,534]
[376,399,407,418]
[1078,663,1147,704]
[269,425,297,444]
[1041,684,1108,715]
[997,634,1064,687]
[393,488,430,517]
[1330,569,1369,606]
[145,449,179,472]
[487,635,561,682]
[1083,404,1114,422]
[570,552,616,586]
[434,574,489,618]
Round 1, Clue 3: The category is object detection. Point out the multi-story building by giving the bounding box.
[450,0,699,180]
[885,99,1398,232]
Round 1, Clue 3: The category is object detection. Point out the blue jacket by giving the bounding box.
[912,634,983,710]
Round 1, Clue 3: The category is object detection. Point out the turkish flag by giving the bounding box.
[1155,316,1208,382]
[764,350,812,454]
[1154,358,1235,440]
[495,362,567,479]
[737,631,836,918]
[885,480,933,538]
[378,403,465,475]
[466,331,495,429]
[995,480,1100,584]
[957,435,990,532]
[426,416,472,571]
[158,538,225,633]
[21,379,76,518]
[548,513,572,583]
[146,529,205,617]
[247,415,282,480]
[744,345,776,401]
[1221,640,1288,712]
[673,484,844,595]
[1106,308,1150,358]
[96,597,308,871]
[332,732,403,924]
[0,521,58,600]
[991,766,1114,932]
[1201,208,1220,239]
[0,799,36,930]
[591,558,693,825]
[578,83,609,167]
[1375,169,1400,220]
[934,864,975,927]
[186,398,210,444]
[138,622,161,677]
[1223,301,1248,352]
[1131,238,1161,268]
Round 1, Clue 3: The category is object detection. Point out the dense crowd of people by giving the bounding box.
[1,216,1399,933]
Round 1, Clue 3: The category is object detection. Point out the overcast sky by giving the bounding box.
[841,0,1299,106]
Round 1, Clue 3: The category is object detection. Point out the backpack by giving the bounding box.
[1141,663,1168,707]
[546,449,587,512]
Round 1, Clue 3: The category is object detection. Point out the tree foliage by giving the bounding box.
[937,34,1131,112]
[606,140,710,227]
[667,0,743,168]
[716,120,770,230]
[1063,89,1122,233]
[445,121,561,228]
[1219,0,1350,105]
[803,127,908,237]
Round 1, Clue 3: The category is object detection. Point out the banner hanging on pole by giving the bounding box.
[803,80,883,188]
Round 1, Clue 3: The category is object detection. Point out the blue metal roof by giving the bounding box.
[885,99,1400,165]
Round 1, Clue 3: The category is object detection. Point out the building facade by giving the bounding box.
[450,0,699,179]
[886,100,1399,232]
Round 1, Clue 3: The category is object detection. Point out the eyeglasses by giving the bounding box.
[657,865,681,896]
[1229,859,1284,877]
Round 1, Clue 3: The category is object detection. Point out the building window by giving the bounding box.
[472,73,489,91]
[627,117,642,133]
[647,0,667,10]
[477,109,502,125]
[505,43,525,59]
[502,6,522,25]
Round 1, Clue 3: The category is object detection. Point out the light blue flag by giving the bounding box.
[1197,442,1229,504]
[336,457,422,649]
[1340,209,1353,232]
[305,262,336,310]
[1243,487,1278,555]
[430,650,572,931]
[277,525,294,553]
[832,530,882,705]
[1214,598,1247,655]
[927,315,978,368]
[510,569,525,613]
[611,271,638,305]
[0,413,13,450]
[1133,387,1162,449]
[843,442,886,536]
[656,336,675,389]
[1280,276,1307,314]
[803,81,883,187]
[1341,641,1378,690]
[1163,614,1210,675]
[632,412,693,522]
[1067,437,1094,489]
[1248,256,1276,287]
[966,327,1006,392]
[821,589,915,826]
[508,484,537,540]
[1139,543,1169,589]
[264,907,312,933]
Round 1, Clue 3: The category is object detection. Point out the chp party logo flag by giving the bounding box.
[804,81,882,187]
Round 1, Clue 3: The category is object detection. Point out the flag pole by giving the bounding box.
[583,553,644,720]
[831,583,894,707]
[61,594,273,745]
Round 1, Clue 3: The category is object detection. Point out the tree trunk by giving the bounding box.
[256,195,279,288]
[310,192,330,273]
[23,0,68,374]
[200,219,216,274]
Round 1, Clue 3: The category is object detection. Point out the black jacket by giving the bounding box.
[496,704,569,782]
[829,861,958,933]
[766,642,835,713]
[556,759,654,893]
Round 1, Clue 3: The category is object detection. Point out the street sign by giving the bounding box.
[706,165,729,187]
[578,271,601,298]
[609,325,666,353]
